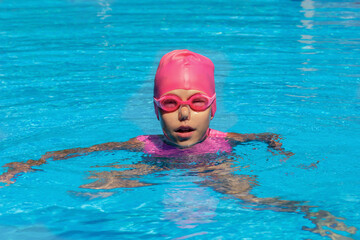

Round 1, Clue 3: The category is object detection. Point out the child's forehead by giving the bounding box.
[162,89,206,99]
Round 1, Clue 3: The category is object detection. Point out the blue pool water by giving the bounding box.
[1,0,360,239]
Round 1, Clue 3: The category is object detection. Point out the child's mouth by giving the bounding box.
[175,126,195,138]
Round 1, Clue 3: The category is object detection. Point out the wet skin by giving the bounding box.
[158,89,213,148]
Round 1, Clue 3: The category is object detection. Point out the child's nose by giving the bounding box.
[178,105,191,121]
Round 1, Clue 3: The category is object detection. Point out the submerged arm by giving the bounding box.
[0,138,143,185]
[195,162,357,239]
[227,132,294,160]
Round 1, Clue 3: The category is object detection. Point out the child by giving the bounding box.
[0,50,356,237]
[0,49,290,184]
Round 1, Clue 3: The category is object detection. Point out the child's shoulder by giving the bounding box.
[136,134,163,142]
[208,129,227,138]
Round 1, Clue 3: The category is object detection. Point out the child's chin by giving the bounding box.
[174,138,200,148]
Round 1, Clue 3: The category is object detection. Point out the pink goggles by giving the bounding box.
[154,93,216,112]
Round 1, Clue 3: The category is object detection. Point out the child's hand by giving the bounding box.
[261,133,294,161]
[261,133,283,149]
[0,161,33,185]
[228,132,295,161]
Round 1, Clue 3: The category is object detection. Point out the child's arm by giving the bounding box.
[227,132,294,160]
[195,162,357,238]
[0,137,144,185]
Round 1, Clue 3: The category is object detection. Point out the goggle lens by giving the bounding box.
[189,96,208,111]
[162,98,179,112]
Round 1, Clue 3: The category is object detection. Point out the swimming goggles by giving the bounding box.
[154,93,216,112]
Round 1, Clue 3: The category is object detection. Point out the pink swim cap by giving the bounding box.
[154,49,216,119]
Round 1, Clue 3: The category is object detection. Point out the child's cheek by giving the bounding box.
[192,110,211,125]
[159,112,178,131]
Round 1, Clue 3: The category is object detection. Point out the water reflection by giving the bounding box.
[298,0,318,74]
[97,0,112,20]
[300,0,315,29]
[163,185,218,229]
[74,152,356,239]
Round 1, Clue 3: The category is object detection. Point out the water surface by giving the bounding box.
[1,0,359,239]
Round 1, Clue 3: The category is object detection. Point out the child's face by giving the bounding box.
[158,89,213,148]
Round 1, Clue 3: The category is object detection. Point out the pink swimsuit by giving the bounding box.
[136,129,232,157]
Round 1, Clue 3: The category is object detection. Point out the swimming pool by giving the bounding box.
[1,0,359,239]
